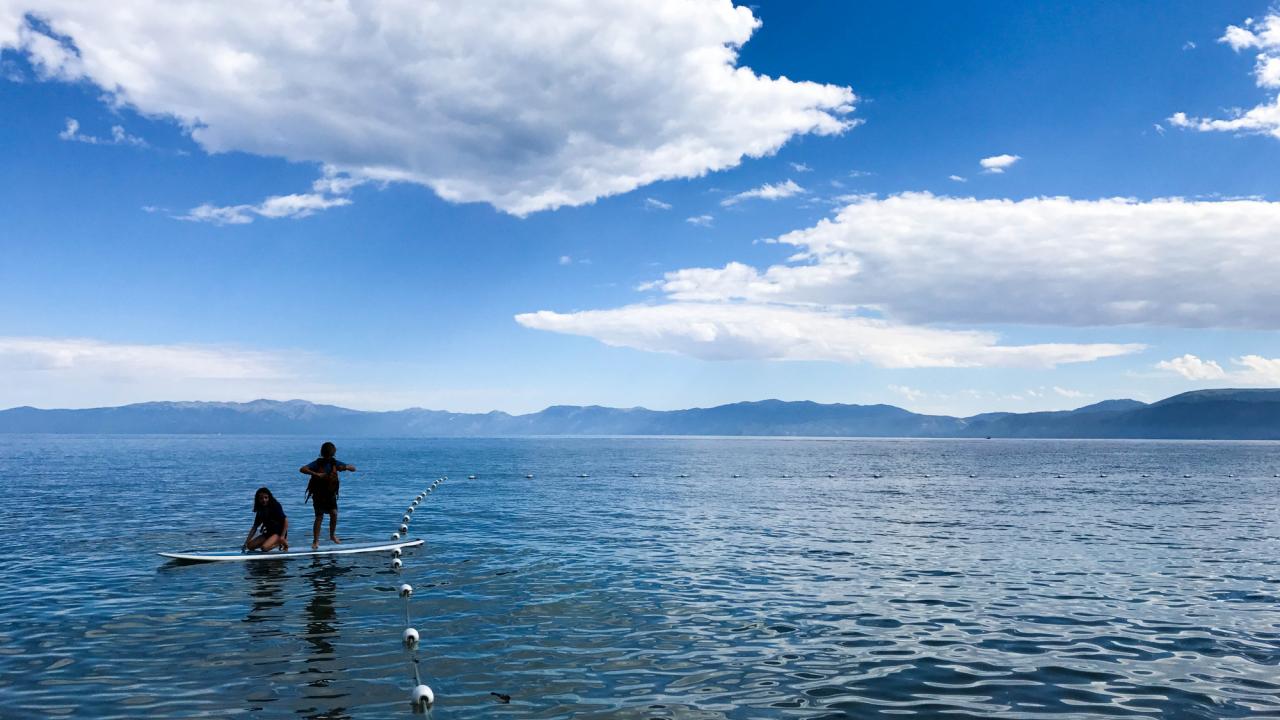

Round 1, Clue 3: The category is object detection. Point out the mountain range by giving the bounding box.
[3,389,1280,439]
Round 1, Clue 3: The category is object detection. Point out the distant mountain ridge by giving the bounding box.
[3,389,1280,439]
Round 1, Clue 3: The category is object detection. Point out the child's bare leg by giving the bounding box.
[260,534,282,552]
[312,515,323,550]
[246,534,265,551]
[329,510,340,543]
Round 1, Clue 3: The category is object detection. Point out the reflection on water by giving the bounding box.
[1,436,1279,719]
[299,558,353,720]
[244,560,289,628]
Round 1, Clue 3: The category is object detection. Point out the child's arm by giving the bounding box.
[339,463,356,472]
[243,519,260,550]
[300,464,321,477]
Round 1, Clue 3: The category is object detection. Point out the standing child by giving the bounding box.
[301,441,356,550]
[243,487,289,552]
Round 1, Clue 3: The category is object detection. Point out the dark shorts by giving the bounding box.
[259,525,285,538]
[312,492,337,515]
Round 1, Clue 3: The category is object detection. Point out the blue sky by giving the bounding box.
[3,0,1280,414]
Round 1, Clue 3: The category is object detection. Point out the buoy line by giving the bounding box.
[394,476,449,713]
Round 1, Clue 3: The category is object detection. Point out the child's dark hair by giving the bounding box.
[254,486,276,512]
[320,442,336,459]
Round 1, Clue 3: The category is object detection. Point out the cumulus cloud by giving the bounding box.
[1155,354,1226,380]
[648,193,1280,328]
[1171,12,1280,138]
[515,303,1141,368]
[721,179,805,206]
[948,174,968,182]
[58,117,146,146]
[644,197,673,211]
[789,162,812,172]
[686,214,714,227]
[515,192,1280,367]
[979,154,1021,173]
[1156,353,1280,386]
[3,1,857,216]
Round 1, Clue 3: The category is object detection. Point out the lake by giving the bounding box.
[1,435,1278,718]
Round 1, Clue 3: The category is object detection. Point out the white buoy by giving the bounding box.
[731,474,741,478]
[412,684,434,710]
[407,507,414,515]
[969,474,977,478]
[1055,474,1064,478]
[1141,474,1150,478]
[631,473,640,478]
[828,473,835,478]
[468,475,476,479]
[399,583,413,598]
[392,557,402,571]
[392,548,402,558]
[1183,474,1192,478]
[578,473,588,478]
[392,532,401,541]
[923,473,930,478]
[403,514,411,523]
[403,627,419,648]
[526,474,534,478]
[872,474,882,479]
[400,523,409,533]
[441,476,447,481]
[1099,473,1107,478]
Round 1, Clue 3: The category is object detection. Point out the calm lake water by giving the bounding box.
[1,435,1278,719]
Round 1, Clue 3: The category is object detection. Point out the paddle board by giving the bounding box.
[159,538,423,563]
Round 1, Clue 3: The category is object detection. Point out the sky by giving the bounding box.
[3,0,1280,415]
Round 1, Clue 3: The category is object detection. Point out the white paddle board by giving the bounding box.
[160,538,423,562]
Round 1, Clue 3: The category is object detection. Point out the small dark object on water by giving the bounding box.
[491,692,511,703]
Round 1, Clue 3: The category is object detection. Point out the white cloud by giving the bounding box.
[789,162,811,172]
[948,174,967,182]
[1183,40,1197,51]
[848,170,874,178]
[181,191,352,225]
[3,1,857,216]
[515,303,1141,368]
[558,255,573,266]
[979,154,1021,173]
[721,178,804,206]
[1152,123,1166,135]
[1157,351,1280,384]
[0,336,307,408]
[179,165,358,224]
[1172,12,1280,138]
[648,193,1280,328]
[644,197,672,211]
[57,117,146,146]
[686,214,714,227]
[889,384,928,403]
[1156,353,1226,380]
[1233,354,1280,384]
[1052,386,1086,399]
[1156,353,1280,385]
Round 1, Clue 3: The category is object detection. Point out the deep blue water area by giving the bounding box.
[1,436,1278,718]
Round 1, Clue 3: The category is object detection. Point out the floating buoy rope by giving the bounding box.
[394,476,452,713]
